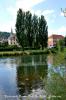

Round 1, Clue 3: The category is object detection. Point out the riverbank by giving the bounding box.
[0,49,51,57]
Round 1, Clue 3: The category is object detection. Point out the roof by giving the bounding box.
[8,34,16,40]
[48,34,64,39]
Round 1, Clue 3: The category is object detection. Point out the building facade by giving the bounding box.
[8,28,17,45]
[48,34,64,48]
[8,34,17,45]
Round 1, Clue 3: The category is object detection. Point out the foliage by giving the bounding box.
[0,49,50,57]
[25,11,33,47]
[15,9,26,50]
[0,45,20,51]
[32,14,39,47]
[39,15,48,49]
[46,67,66,100]
[56,39,64,52]
[0,31,10,39]
[15,9,48,50]
[64,36,66,46]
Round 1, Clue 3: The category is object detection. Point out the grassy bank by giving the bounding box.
[0,49,50,57]
[0,46,61,57]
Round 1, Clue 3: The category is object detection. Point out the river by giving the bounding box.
[0,54,66,100]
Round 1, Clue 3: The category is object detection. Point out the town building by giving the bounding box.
[8,29,17,45]
[48,34,64,48]
[8,34,17,45]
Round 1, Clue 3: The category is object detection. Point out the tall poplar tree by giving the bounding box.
[39,15,48,49]
[32,14,38,47]
[25,11,33,47]
[15,9,48,50]
[15,9,25,50]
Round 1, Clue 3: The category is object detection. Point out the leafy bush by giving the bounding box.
[0,45,21,51]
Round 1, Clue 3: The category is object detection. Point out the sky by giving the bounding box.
[0,0,66,36]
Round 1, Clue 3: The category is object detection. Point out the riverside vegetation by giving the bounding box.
[0,46,65,57]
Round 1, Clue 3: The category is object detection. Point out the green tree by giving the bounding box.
[15,9,26,50]
[35,33,40,49]
[15,9,48,50]
[32,14,39,47]
[64,36,66,47]
[39,15,48,49]
[56,39,64,52]
[25,11,33,48]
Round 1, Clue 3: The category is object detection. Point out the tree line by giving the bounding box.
[15,9,48,50]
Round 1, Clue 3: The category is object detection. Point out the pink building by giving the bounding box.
[48,34,64,47]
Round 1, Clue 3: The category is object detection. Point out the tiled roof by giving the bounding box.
[48,34,64,39]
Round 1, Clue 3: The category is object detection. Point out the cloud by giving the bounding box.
[58,26,66,33]
[0,21,15,32]
[7,0,46,18]
[7,6,17,17]
[42,9,54,15]
[16,0,45,11]
[31,9,55,16]
[60,12,64,16]
[48,26,66,36]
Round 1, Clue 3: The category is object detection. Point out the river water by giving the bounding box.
[0,54,66,99]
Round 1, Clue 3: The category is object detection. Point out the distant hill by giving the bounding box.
[0,32,10,39]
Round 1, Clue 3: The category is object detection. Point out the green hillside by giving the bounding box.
[0,31,10,39]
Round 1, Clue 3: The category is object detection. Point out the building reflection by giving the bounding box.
[47,55,53,65]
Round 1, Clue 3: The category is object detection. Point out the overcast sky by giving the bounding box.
[0,0,66,36]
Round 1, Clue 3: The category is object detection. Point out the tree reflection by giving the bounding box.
[16,55,48,96]
[48,53,66,66]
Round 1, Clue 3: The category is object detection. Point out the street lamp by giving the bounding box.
[61,8,66,17]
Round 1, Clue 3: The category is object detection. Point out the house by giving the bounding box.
[8,34,17,45]
[48,34,64,48]
[8,29,17,45]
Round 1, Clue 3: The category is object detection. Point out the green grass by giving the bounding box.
[0,49,50,57]
[1,46,65,57]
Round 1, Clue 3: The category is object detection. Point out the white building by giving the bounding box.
[8,34,17,45]
[8,29,17,45]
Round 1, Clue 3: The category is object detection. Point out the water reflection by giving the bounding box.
[0,54,66,99]
[16,55,48,96]
[0,58,17,96]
